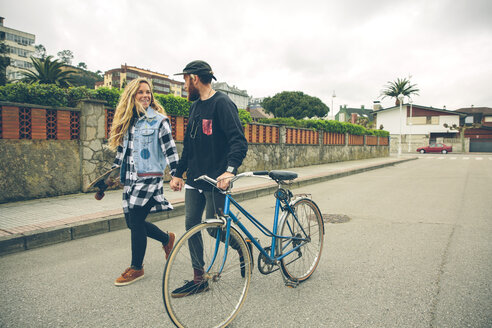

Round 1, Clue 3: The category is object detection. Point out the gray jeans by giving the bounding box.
[185,188,239,269]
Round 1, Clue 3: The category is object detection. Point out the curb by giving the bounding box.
[0,157,417,257]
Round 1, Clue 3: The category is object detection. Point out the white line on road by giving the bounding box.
[476,157,483,160]
[463,157,470,160]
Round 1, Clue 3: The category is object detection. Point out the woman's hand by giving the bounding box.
[170,177,184,191]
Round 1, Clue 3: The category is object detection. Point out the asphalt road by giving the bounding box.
[1,155,491,328]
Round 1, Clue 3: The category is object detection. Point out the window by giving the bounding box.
[5,32,34,45]
[408,116,439,125]
[8,46,33,57]
[484,116,492,123]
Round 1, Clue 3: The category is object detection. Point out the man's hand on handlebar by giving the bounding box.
[217,172,234,190]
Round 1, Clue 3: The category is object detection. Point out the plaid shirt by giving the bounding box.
[113,118,179,214]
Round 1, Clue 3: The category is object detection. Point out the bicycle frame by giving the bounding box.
[207,188,310,275]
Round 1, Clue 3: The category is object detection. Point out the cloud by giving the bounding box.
[1,0,491,111]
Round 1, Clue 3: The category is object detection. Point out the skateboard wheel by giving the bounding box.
[95,191,105,200]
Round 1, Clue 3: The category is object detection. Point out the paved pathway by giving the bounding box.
[0,156,415,255]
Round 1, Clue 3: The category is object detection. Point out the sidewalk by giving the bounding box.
[0,156,417,256]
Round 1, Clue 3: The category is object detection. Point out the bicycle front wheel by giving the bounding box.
[277,198,324,282]
[163,222,252,328]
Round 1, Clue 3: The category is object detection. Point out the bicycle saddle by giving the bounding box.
[268,170,298,181]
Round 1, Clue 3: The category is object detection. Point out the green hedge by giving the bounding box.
[0,82,122,108]
[258,117,389,137]
[154,93,190,116]
[0,82,254,125]
[0,83,187,113]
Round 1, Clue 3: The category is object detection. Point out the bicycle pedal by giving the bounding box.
[285,280,299,288]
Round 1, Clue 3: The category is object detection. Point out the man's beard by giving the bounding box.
[188,84,200,101]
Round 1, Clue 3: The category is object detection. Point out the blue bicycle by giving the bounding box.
[162,170,324,328]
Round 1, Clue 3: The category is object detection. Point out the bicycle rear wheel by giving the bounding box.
[163,222,252,328]
[277,198,323,282]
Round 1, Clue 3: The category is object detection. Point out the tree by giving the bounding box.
[57,49,74,65]
[34,44,47,59]
[238,109,252,125]
[262,91,329,119]
[21,56,76,87]
[0,41,10,85]
[70,68,103,88]
[356,116,375,129]
[77,62,87,70]
[443,122,481,153]
[380,77,420,105]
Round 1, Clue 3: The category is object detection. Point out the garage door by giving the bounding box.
[470,139,492,152]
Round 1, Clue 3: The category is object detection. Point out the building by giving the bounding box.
[455,107,492,152]
[103,64,186,98]
[335,105,374,123]
[0,17,35,81]
[212,82,249,109]
[246,97,273,121]
[373,103,464,153]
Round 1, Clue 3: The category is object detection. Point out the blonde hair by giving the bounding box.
[108,78,167,150]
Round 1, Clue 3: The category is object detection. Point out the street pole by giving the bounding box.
[408,99,413,152]
[332,90,336,119]
[398,94,405,156]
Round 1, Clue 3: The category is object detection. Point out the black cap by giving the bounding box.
[174,60,217,80]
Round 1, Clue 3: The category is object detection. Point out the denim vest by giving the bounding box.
[121,107,168,181]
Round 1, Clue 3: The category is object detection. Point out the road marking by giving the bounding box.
[438,157,445,160]
[450,157,457,160]
[476,157,483,160]
[463,157,470,160]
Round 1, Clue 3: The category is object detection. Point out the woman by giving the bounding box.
[108,78,179,286]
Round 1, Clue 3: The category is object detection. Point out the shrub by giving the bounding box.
[238,109,252,125]
[0,82,32,104]
[258,117,389,136]
[67,86,95,107]
[93,87,121,108]
[27,83,68,107]
[154,93,190,116]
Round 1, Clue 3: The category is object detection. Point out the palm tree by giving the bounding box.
[380,77,420,105]
[21,56,76,87]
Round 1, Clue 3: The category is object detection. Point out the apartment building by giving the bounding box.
[212,82,249,109]
[103,64,186,98]
[0,17,35,81]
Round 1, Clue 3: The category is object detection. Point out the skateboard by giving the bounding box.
[87,166,120,200]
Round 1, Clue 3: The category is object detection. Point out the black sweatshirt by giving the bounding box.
[175,91,248,190]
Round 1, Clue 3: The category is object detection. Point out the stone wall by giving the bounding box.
[0,139,81,203]
[243,143,388,171]
[0,99,389,203]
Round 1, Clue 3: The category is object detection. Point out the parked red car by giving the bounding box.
[417,143,452,154]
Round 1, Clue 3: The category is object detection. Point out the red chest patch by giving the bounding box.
[202,119,213,135]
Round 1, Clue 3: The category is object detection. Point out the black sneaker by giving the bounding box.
[238,249,246,278]
[171,280,209,298]
[238,240,254,278]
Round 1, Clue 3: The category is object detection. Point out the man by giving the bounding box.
[170,60,248,297]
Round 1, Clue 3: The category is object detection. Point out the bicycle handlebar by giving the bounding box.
[194,171,272,188]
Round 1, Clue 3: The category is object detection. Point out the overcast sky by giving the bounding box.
[2,0,491,114]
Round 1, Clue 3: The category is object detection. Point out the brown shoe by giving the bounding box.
[163,232,175,260]
[114,267,144,286]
